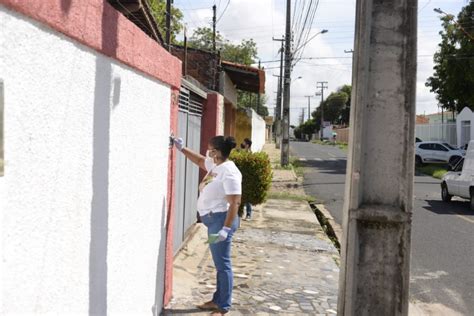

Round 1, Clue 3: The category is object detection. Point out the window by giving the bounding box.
[454,158,464,172]
[443,143,457,150]
[419,143,432,150]
[433,144,449,152]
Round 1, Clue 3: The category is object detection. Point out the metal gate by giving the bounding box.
[173,86,204,253]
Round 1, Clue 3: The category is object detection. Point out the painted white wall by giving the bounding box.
[1,7,171,315]
[456,107,473,148]
[323,125,334,139]
[250,109,266,152]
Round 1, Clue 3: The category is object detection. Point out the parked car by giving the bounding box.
[415,141,465,166]
[441,140,474,210]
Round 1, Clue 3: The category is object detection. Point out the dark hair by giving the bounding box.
[243,138,252,147]
[209,136,237,159]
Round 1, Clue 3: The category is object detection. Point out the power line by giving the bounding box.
[216,0,230,23]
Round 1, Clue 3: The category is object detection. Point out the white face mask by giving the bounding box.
[206,150,215,160]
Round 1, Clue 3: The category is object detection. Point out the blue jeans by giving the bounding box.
[200,211,239,312]
[245,203,252,217]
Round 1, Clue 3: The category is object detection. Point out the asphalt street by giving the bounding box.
[291,141,474,315]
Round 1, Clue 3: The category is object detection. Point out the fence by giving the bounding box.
[335,128,350,143]
[415,123,457,146]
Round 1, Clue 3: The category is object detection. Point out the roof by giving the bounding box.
[416,115,429,124]
[107,0,163,45]
[221,61,265,94]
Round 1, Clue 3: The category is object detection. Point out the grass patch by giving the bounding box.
[272,156,304,177]
[268,191,316,203]
[338,143,348,151]
[417,164,448,179]
[313,140,348,151]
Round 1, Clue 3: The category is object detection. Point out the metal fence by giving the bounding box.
[415,123,457,146]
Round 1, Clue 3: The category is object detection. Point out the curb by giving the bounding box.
[315,204,343,244]
[309,203,343,251]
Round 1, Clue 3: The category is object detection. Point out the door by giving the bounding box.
[432,143,449,162]
[173,87,203,254]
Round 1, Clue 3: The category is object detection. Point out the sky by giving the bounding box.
[173,0,468,125]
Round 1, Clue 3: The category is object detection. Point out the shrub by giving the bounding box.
[230,150,273,216]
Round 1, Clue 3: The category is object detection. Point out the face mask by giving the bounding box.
[206,150,217,160]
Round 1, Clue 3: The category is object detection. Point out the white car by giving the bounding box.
[441,140,474,210]
[415,141,464,166]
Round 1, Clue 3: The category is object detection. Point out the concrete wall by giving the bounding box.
[235,109,266,152]
[236,110,252,148]
[251,110,266,152]
[0,1,181,314]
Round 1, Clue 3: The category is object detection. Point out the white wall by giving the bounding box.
[251,109,266,152]
[1,7,171,315]
[456,107,473,148]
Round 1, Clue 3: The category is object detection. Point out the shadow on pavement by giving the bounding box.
[423,200,473,216]
[162,308,202,314]
[298,159,347,175]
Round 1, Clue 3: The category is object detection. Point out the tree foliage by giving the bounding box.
[311,85,352,127]
[189,27,268,116]
[294,85,351,139]
[188,27,258,65]
[148,0,184,44]
[426,2,474,112]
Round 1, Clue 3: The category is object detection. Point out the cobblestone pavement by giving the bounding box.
[164,197,340,315]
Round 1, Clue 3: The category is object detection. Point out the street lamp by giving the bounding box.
[293,30,329,55]
[434,8,474,41]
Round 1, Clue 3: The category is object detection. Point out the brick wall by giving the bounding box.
[170,47,218,91]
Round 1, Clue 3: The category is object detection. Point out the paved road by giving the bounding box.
[292,141,474,315]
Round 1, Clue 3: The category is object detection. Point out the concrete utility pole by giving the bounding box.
[273,38,285,149]
[304,95,313,121]
[212,5,217,53]
[338,1,418,315]
[316,81,328,139]
[281,0,291,166]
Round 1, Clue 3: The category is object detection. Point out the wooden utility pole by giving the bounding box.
[165,0,172,48]
[338,0,417,315]
[281,0,291,166]
[212,5,217,53]
[272,37,285,149]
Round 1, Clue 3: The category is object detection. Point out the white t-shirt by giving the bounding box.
[197,158,242,216]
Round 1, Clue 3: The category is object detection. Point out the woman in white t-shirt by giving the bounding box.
[173,135,242,316]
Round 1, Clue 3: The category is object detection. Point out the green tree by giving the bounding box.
[148,0,184,44]
[188,27,258,65]
[426,2,474,112]
[311,85,352,128]
[189,27,268,116]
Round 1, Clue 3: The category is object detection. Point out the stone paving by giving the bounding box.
[164,195,340,316]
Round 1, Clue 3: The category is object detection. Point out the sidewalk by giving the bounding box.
[164,144,340,315]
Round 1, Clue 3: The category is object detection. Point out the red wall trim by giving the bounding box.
[164,88,180,305]
[0,0,181,89]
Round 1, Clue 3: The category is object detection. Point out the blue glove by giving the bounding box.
[217,226,232,242]
[173,137,184,151]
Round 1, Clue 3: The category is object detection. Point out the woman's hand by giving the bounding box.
[217,226,232,242]
[173,137,184,151]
